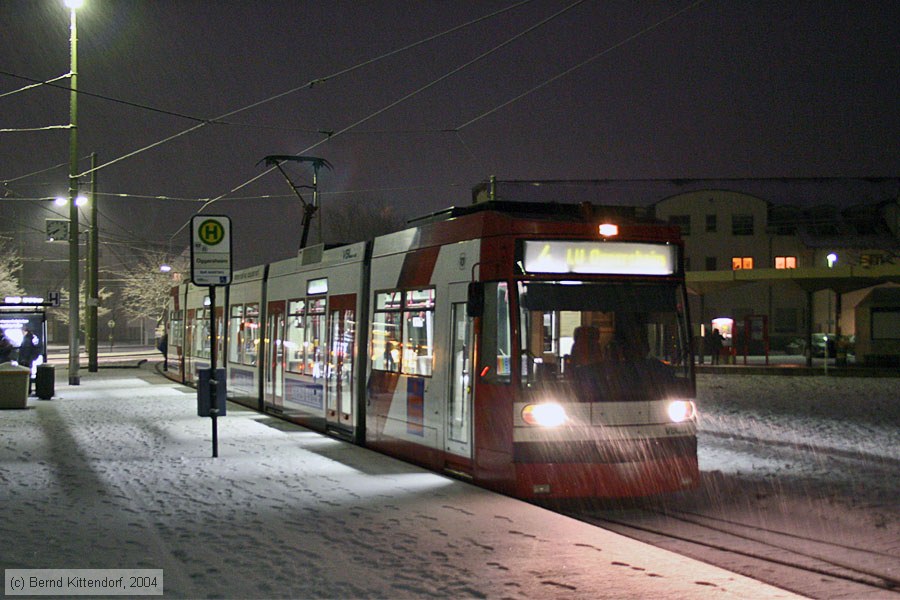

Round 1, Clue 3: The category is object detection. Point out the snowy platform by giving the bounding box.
[0,368,800,599]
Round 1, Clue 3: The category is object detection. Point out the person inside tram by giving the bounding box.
[571,325,603,368]
[575,316,674,401]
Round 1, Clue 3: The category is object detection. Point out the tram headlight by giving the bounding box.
[667,400,696,423]
[522,403,568,427]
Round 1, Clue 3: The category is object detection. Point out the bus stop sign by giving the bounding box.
[190,215,232,286]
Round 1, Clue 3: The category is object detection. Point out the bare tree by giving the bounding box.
[117,249,188,327]
[321,197,406,245]
[0,241,24,299]
[46,282,113,327]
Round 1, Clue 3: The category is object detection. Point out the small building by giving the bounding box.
[854,286,900,366]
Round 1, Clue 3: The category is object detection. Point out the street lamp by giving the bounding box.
[824,252,839,373]
[55,195,87,206]
[65,0,83,385]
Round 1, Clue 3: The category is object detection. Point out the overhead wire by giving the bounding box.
[455,0,708,131]
[1,156,85,185]
[187,0,706,226]
[0,72,70,98]
[4,1,537,210]
[68,0,536,182]
[180,0,589,238]
[0,125,70,133]
[0,69,215,124]
[5,0,710,249]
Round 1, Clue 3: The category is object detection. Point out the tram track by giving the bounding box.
[546,427,900,598]
[575,507,899,596]
[45,347,158,367]
[668,507,898,568]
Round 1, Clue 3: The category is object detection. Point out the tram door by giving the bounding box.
[446,285,473,459]
[326,294,356,429]
[264,301,285,410]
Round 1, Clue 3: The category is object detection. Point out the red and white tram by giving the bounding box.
[165,199,698,499]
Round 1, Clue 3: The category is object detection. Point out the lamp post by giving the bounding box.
[825,253,838,375]
[65,0,83,385]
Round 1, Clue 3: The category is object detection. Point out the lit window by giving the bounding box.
[242,304,260,366]
[371,289,435,376]
[732,257,753,270]
[402,289,435,377]
[774,256,797,269]
[228,304,243,363]
[285,299,306,374]
[860,254,883,267]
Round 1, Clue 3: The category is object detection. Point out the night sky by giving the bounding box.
[2,1,899,270]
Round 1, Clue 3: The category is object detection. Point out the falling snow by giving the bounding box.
[1,366,896,598]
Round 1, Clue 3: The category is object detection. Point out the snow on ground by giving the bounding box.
[691,372,900,595]
[0,368,797,600]
[696,373,899,462]
[695,373,900,510]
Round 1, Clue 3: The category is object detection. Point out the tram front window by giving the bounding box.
[518,282,691,395]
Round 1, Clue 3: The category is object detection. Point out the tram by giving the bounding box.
[164,198,699,499]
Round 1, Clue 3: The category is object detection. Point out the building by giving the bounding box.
[654,190,900,357]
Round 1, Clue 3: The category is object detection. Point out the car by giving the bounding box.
[785,338,805,355]
[813,334,857,358]
[811,333,836,358]
[785,334,854,359]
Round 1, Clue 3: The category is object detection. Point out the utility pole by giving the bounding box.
[66,1,80,385]
[87,152,98,372]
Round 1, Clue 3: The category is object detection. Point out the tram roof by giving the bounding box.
[407,200,662,227]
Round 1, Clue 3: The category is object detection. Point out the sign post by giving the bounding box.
[190,215,232,458]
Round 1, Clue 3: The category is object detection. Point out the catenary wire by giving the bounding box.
[0,72,70,98]
[66,0,536,182]
[455,0,708,131]
[1,3,534,181]
[180,0,588,238]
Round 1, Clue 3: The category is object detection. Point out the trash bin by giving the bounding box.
[35,364,55,400]
[0,364,31,409]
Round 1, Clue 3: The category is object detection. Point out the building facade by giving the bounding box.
[654,190,900,353]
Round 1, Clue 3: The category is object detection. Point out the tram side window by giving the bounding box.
[215,311,224,365]
[371,291,402,372]
[370,289,435,376]
[479,282,512,384]
[306,298,327,379]
[228,305,243,363]
[193,309,211,359]
[285,299,306,374]
[169,310,183,349]
[402,288,435,377]
[243,303,260,366]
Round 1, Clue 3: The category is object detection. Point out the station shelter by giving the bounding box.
[0,300,49,377]
[687,264,900,366]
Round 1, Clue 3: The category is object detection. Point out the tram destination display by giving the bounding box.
[521,240,677,276]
